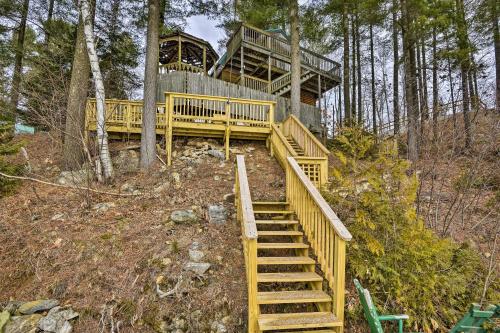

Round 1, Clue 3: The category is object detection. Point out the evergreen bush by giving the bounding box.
[324,127,496,332]
[0,121,22,197]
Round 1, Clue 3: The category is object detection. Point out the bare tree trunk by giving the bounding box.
[421,37,429,121]
[141,0,160,168]
[392,0,400,135]
[342,2,351,123]
[494,0,500,113]
[63,1,93,170]
[455,0,472,150]
[370,24,377,135]
[81,0,113,179]
[289,0,301,118]
[432,26,439,143]
[45,0,55,43]
[9,0,30,115]
[401,0,419,162]
[351,16,357,122]
[356,13,362,125]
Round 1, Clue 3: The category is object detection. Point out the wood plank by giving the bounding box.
[258,312,341,331]
[253,210,295,215]
[255,220,299,225]
[257,230,303,236]
[257,243,308,249]
[257,272,323,283]
[257,290,331,304]
[257,256,315,265]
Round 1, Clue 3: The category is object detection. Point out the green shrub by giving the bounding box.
[0,121,23,197]
[324,127,494,332]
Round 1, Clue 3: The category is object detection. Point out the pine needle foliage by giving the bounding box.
[324,127,494,332]
[0,121,22,197]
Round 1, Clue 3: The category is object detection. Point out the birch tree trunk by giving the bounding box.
[80,0,113,179]
[493,0,500,113]
[351,17,357,121]
[432,26,439,143]
[356,13,362,125]
[140,0,160,168]
[289,0,301,118]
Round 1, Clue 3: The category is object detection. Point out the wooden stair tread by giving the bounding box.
[256,220,299,225]
[258,312,341,330]
[257,256,315,265]
[253,201,289,205]
[254,210,295,215]
[276,330,336,333]
[257,242,309,249]
[258,230,303,236]
[258,272,323,283]
[257,290,331,304]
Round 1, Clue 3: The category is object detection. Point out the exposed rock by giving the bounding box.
[51,213,65,221]
[185,262,211,275]
[207,149,225,160]
[120,183,135,193]
[38,306,79,332]
[170,210,198,224]
[112,150,139,174]
[4,314,43,333]
[207,205,227,224]
[56,170,91,186]
[211,321,227,333]
[0,311,10,332]
[213,175,221,181]
[188,249,205,262]
[154,182,170,194]
[3,302,22,315]
[18,299,59,315]
[92,202,116,213]
[223,193,235,203]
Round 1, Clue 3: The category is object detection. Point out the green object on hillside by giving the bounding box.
[354,278,411,333]
[449,304,499,333]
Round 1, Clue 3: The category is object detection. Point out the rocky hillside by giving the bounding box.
[0,134,284,333]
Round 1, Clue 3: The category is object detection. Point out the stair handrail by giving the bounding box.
[283,115,330,158]
[285,156,351,325]
[270,123,298,168]
[235,155,258,333]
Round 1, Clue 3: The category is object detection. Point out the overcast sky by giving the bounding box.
[185,15,225,53]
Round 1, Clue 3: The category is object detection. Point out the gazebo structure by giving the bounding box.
[158,31,218,75]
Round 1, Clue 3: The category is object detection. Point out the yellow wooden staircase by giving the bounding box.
[236,155,352,333]
[85,93,352,332]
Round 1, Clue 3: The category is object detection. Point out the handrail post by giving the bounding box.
[166,93,174,166]
[333,236,346,333]
[225,102,231,160]
[247,238,258,333]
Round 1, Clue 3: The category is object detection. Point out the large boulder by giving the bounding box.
[38,306,79,333]
[56,170,92,186]
[207,205,227,225]
[112,150,139,174]
[18,299,59,315]
[170,210,198,224]
[4,314,43,333]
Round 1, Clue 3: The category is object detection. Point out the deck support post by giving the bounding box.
[203,46,207,75]
[240,46,244,86]
[225,102,231,160]
[177,36,182,69]
[268,55,272,93]
[166,94,174,166]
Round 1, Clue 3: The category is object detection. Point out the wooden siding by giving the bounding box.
[156,71,322,132]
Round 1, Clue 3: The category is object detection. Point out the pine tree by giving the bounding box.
[0,122,22,197]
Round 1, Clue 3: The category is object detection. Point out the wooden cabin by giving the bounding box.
[212,23,341,106]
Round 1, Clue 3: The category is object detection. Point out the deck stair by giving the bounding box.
[286,136,305,156]
[251,200,344,331]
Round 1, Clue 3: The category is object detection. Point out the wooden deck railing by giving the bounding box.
[283,115,330,158]
[285,156,352,327]
[239,24,341,77]
[159,62,204,74]
[235,155,258,333]
[85,99,166,134]
[241,74,269,93]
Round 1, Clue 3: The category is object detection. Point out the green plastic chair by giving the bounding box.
[354,279,410,333]
[449,303,499,333]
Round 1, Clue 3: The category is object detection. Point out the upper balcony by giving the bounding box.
[214,23,341,82]
[213,23,341,105]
